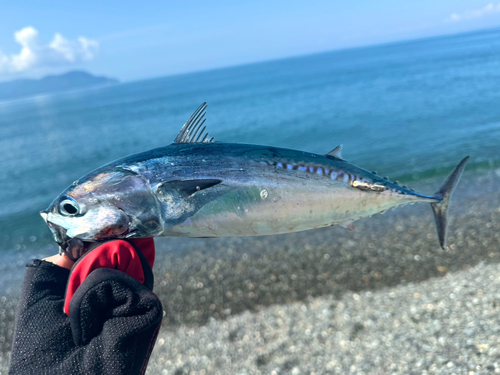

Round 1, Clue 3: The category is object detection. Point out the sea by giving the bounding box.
[1,27,500,255]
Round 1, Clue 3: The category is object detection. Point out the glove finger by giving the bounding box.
[68,268,162,375]
[69,268,162,346]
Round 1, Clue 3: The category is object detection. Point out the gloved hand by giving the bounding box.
[9,239,163,375]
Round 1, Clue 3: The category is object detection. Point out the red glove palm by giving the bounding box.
[64,238,156,314]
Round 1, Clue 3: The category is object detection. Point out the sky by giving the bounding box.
[1,0,500,83]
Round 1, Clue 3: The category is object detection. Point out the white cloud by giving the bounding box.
[0,26,98,73]
[447,3,500,22]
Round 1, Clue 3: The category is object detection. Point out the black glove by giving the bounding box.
[9,250,162,374]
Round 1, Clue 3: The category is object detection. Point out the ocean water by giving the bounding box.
[1,28,500,253]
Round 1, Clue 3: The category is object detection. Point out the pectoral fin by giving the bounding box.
[155,178,232,227]
[159,179,223,197]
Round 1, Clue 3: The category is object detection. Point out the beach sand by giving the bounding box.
[1,168,499,374]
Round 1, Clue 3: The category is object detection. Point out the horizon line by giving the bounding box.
[120,25,500,85]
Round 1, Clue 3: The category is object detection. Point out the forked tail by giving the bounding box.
[431,156,469,250]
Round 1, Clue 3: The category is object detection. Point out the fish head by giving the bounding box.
[41,167,161,251]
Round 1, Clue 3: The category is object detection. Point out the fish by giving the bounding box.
[40,103,468,255]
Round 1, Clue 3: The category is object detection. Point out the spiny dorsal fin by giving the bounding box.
[326,145,344,160]
[173,102,215,144]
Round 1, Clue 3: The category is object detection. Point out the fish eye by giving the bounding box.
[59,198,80,216]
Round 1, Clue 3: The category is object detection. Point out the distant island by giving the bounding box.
[0,71,119,101]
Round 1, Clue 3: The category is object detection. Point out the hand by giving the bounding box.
[9,239,162,375]
[43,253,75,269]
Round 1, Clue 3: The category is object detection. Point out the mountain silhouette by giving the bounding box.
[0,71,119,100]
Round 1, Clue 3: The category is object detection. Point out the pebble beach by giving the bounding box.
[1,168,499,374]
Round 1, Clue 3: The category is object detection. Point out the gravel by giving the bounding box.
[147,261,500,375]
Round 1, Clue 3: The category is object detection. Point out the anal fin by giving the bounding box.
[340,221,355,231]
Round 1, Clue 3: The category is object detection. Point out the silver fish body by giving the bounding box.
[41,104,468,251]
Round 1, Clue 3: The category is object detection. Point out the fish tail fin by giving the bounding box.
[430,156,469,250]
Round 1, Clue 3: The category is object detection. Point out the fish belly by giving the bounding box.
[162,176,411,238]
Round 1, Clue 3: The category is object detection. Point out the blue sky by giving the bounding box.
[1,0,500,82]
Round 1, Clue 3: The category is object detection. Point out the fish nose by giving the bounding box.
[40,210,48,222]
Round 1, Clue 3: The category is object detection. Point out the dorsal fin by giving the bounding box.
[173,102,214,144]
[326,145,344,160]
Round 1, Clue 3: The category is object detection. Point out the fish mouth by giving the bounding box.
[45,221,87,259]
[47,221,72,250]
